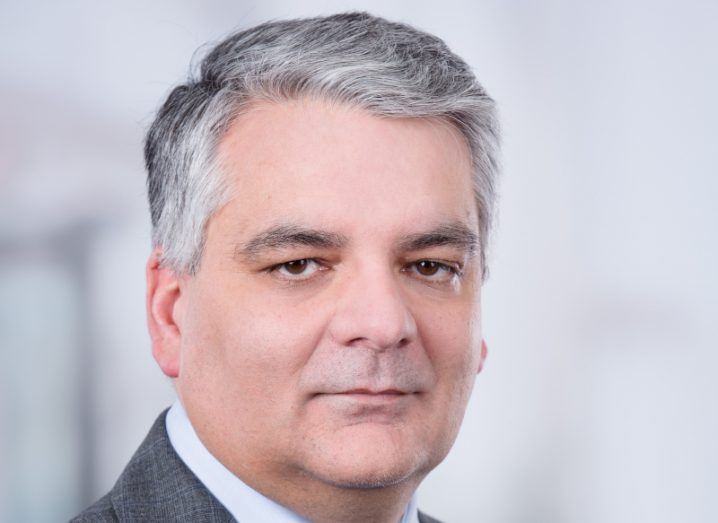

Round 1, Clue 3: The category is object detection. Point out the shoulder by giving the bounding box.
[70,492,118,522]
[418,510,444,523]
[71,409,233,522]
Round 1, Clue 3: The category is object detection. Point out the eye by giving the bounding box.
[416,260,442,276]
[406,260,460,283]
[269,258,324,280]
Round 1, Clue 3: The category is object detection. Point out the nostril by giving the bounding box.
[346,336,411,351]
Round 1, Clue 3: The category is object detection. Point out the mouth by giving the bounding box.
[309,388,419,422]
[314,388,415,407]
[339,388,406,396]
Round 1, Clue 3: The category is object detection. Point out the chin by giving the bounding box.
[320,468,412,490]
[300,423,434,490]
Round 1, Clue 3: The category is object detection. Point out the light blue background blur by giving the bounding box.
[1,1,717,522]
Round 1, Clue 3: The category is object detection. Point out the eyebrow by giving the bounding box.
[237,221,478,261]
[397,222,479,256]
[237,224,349,259]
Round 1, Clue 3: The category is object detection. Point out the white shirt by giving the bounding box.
[166,400,420,523]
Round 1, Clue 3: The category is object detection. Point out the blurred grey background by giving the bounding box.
[1,1,716,522]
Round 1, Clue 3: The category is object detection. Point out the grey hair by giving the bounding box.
[145,12,500,275]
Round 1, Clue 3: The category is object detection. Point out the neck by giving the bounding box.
[249,470,421,523]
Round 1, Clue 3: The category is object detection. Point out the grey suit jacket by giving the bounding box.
[72,409,443,522]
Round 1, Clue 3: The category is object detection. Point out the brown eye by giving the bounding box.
[270,259,325,281]
[283,259,309,274]
[416,260,440,276]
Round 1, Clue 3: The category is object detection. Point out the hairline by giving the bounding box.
[146,13,500,279]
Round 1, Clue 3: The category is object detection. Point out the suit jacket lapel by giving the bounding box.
[109,409,234,522]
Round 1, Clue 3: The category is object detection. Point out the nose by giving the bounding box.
[327,262,418,351]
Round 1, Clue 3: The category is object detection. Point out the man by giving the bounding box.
[74,12,499,523]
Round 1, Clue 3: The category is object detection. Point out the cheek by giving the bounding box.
[181,284,327,401]
[416,299,480,357]
[413,298,482,396]
[408,299,481,461]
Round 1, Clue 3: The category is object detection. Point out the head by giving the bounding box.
[145,11,499,512]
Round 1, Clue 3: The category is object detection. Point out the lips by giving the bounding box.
[311,387,417,419]
[315,388,415,405]
[338,388,405,395]
[314,387,414,398]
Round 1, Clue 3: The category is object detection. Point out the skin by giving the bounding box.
[146,99,488,523]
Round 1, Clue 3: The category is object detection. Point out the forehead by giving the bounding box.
[214,99,477,239]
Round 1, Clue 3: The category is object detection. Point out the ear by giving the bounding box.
[477,339,488,374]
[146,248,184,378]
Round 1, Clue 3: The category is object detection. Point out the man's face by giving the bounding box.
[171,99,485,492]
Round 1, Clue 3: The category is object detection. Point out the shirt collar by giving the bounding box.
[166,400,420,523]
